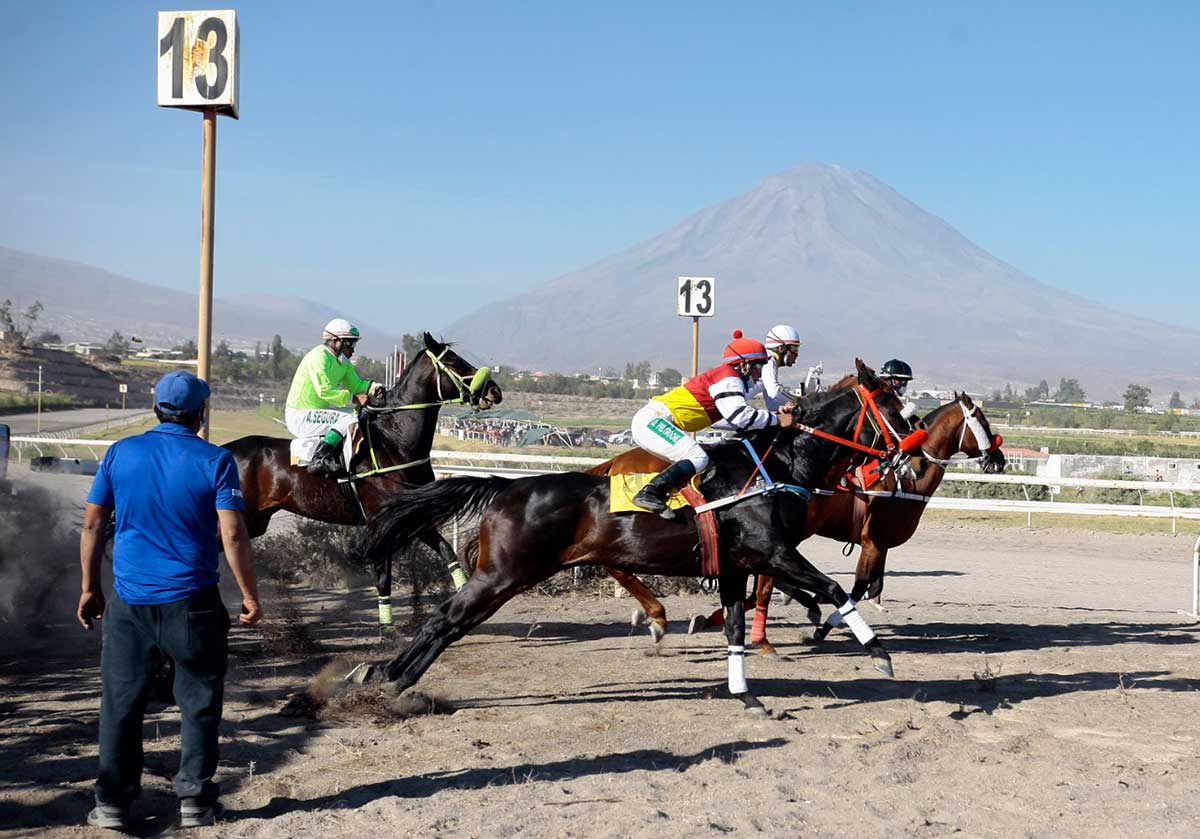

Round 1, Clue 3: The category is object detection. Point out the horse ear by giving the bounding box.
[423,332,439,351]
[855,358,878,387]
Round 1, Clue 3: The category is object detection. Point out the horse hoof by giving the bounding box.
[379,623,397,638]
[780,594,793,606]
[737,693,769,716]
[648,622,666,644]
[812,625,831,642]
[687,615,706,635]
[806,607,823,627]
[631,607,647,627]
[755,641,777,657]
[871,652,895,679]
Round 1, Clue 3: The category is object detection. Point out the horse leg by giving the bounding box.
[766,550,893,678]
[607,568,668,643]
[857,541,888,604]
[383,544,559,691]
[375,549,395,635]
[814,540,885,639]
[749,575,774,655]
[719,570,767,716]
[422,530,469,591]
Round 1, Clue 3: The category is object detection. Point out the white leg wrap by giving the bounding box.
[838,599,876,645]
[727,645,748,694]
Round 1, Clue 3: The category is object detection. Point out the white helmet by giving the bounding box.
[322,318,361,341]
[765,324,801,348]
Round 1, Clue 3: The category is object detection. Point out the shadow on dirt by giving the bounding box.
[225,737,788,821]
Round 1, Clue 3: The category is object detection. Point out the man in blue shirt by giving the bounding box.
[78,371,262,830]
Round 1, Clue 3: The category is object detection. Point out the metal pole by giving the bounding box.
[36,365,42,432]
[197,107,217,440]
[690,316,699,379]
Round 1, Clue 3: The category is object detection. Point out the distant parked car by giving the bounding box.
[607,430,633,445]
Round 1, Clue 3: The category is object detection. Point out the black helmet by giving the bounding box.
[880,359,913,380]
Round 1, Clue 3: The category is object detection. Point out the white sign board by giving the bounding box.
[157,10,240,118]
[677,276,716,317]
[118,384,128,394]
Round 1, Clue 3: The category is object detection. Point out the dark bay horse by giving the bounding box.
[605,391,1005,651]
[223,332,502,627]
[361,361,920,714]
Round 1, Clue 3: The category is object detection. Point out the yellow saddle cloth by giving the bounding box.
[609,473,691,514]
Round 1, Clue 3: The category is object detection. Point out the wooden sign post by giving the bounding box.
[157,9,240,438]
[677,277,716,378]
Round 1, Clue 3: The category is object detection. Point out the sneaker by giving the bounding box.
[86,804,129,831]
[179,799,224,828]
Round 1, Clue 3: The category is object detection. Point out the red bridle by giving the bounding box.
[793,385,926,458]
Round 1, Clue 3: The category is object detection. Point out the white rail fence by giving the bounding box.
[10,440,1200,618]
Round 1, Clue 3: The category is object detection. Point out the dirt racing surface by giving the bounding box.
[2,489,1199,838]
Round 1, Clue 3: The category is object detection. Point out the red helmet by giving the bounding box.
[722,330,769,366]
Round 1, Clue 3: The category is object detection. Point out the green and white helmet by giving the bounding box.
[322,318,361,341]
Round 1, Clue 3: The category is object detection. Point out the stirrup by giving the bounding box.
[632,487,675,519]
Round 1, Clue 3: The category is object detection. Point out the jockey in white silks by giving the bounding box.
[285,319,383,476]
[628,330,795,518]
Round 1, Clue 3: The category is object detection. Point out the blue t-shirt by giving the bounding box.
[86,423,245,605]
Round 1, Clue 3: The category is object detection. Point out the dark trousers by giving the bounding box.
[96,586,229,807]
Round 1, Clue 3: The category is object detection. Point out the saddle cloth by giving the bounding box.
[609,473,721,578]
[608,473,690,513]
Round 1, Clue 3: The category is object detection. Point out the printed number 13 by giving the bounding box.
[160,16,229,100]
[680,279,713,315]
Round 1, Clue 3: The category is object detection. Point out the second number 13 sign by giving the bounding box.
[157,10,240,118]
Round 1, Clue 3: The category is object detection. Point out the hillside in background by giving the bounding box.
[443,163,1200,400]
[1,247,403,356]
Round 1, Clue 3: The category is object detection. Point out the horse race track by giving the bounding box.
[3,475,1199,838]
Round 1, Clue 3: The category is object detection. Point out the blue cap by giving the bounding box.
[154,371,211,415]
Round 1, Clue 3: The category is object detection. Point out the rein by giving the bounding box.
[793,385,901,459]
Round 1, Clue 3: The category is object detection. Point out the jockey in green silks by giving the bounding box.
[285,318,383,476]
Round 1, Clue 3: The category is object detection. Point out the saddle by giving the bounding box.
[607,470,721,578]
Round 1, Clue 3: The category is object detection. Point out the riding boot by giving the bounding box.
[632,460,697,519]
[306,439,345,477]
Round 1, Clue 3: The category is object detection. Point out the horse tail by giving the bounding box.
[361,476,512,571]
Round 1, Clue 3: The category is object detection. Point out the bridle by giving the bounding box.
[920,397,1004,467]
[728,382,926,508]
[360,348,494,415]
[792,384,918,460]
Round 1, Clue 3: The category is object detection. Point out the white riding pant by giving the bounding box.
[631,402,710,472]
[285,407,356,441]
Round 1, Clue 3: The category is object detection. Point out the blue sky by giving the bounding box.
[3,1,1197,334]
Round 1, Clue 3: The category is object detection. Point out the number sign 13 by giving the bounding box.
[677,277,716,318]
[157,10,240,118]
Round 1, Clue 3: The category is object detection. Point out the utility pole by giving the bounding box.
[36,365,43,432]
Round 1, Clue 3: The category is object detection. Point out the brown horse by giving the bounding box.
[361,361,921,714]
[602,391,1004,650]
[223,332,502,626]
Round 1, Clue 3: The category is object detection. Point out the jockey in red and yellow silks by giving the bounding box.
[629,330,795,518]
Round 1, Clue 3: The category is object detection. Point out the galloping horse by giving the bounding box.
[604,391,1004,651]
[361,361,921,714]
[223,332,502,625]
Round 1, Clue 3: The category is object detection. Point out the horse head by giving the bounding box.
[372,333,503,411]
[784,360,922,483]
[951,392,1005,473]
